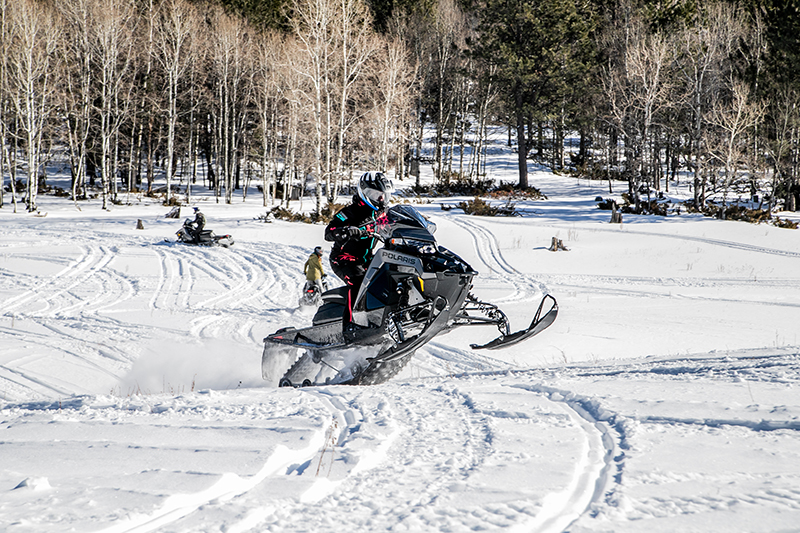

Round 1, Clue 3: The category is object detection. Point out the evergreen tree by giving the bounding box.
[210,0,288,30]
[475,0,596,187]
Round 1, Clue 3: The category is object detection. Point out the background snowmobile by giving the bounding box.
[299,276,329,307]
[262,205,557,387]
[175,219,234,247]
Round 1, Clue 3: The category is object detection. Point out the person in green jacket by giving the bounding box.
[303,246,326,294]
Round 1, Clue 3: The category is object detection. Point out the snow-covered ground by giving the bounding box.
[2,141,800,532]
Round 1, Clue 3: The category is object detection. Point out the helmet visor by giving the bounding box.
[363,187,390,209]
[358,176,393,210]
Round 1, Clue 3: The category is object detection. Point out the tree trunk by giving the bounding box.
[515,85,528,188]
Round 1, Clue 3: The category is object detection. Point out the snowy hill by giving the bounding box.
[1,145,800,532]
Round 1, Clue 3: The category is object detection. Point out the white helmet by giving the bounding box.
[357,172,393,211]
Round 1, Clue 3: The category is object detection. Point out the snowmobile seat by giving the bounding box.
[194,230,214,244]
[312,301,345,325]
[320,286,349,306]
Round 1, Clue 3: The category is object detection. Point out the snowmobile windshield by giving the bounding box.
[384,205,437,235]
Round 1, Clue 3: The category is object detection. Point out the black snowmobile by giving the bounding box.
[176,219,234,247]
[261,204,557,387]
[299,277,329,307]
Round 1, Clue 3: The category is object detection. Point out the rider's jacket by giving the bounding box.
[325,195,380,264]
[304,253,325,281]
[193,212,206,231]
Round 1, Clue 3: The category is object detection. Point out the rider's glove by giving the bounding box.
[346,227,366,238]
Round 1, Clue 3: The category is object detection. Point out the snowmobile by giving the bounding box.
[299,277,329,307]
[261,204,557,387]
[175,219,234,247]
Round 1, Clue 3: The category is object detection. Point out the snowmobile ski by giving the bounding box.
[469,294,558,350]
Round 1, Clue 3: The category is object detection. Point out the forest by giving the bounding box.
[0,0,798,220]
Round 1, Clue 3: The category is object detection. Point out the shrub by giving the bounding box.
[268,201,348,224]
[412,177,545,200]
[457,197,519,216]
[773,217,798,229]
[412,173,495,197]
[597,198,617,210]
[487,182,547,200]
[681,201,797,229]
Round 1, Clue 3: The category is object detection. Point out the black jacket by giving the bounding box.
[193,211,206,231]
[325,196,380,264]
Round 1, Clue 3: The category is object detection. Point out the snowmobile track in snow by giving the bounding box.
[449,215,550,303]
[549,224,800,259]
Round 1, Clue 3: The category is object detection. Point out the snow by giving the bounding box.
[2,139,800,532]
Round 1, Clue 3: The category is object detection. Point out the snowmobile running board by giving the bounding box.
[341,302,453,385]
[469,294,558,350]
[263,296,453,387]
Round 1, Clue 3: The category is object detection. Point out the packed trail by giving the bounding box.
[2,149,800,532]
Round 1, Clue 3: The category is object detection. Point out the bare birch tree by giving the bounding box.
[330,0,375,200]
[707,80,764,218]
[209,7,253,204]
[289,0,338,214]
[154,0,198,205]
[254,30,283,207]
[373,36,414,173]
[0,0,10,209]
[765,87,800,213]
[677,1,746,207]
[58,0,95,206]
[601,7,674,212]
[431,0,466,181]
[280,37,307,207]
[92,0,137,209]
[6,0,59,212]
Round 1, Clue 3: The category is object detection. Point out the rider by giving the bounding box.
[325,172,392,334]
[303,246,326,294]
[189,207,206,241]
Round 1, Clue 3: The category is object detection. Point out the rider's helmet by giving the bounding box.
[357,172,393,212]
[193,206,200,213]
[314,246,323,257]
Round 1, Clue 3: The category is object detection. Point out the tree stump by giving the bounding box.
[165,206,181,219]
[136,219,144,230]
[548,237,569,251]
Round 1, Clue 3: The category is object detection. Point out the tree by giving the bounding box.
[154,0,199,205]
[58,0,94,205]
[208,6,254,204]
[602,8,676,211]
[289,0,337,214]
[706,79,763,218]
[764,86,800,213]
[0,0,11,209]
[477,0,595,188]
[253,29,283,207]
[676,1,747,207]
[331,0,376,201]
[93,0,138,209]
[430,0,466,181]
[6,0,59,212]
[373,35,414,173]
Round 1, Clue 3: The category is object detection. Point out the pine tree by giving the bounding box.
[475,0,596,187]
